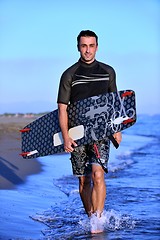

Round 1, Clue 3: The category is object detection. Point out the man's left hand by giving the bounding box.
[113,132,122,145]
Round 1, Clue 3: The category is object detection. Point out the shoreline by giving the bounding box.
[0,116,72,239]
[0,115,158,239]
[0,116,43,190]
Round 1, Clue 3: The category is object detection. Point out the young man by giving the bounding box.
[57,30,122,233]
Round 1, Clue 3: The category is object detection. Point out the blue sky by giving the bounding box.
[0,0,159,114]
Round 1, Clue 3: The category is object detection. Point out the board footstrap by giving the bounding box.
[108,135,119,149]
[93,143,108,174]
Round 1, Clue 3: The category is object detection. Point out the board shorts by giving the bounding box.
[70,139,110,176]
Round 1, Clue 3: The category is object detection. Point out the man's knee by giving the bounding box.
[92,167,104,186]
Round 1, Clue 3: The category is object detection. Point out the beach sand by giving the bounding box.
[0,116,42,190]
[0,116,72,239]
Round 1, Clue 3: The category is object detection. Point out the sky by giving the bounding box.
[0,0,159,114]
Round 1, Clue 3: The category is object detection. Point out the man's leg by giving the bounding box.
[78,165,106,233]
[78,175,93,216]
[90,164,106,234]
[71,145,93,215]
[91,164,106,214]
[90,139,109,215]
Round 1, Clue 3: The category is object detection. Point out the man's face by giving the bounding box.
[78,36,98,64]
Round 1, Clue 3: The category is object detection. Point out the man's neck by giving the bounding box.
[80,58,96,65]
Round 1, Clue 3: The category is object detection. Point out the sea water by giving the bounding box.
[31,114,160,240]
[0,115,159,240]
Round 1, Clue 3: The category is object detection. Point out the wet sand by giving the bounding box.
[0,116,72,239]
[0,116,42,189]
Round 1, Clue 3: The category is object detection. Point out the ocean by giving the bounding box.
[0,114,160,240]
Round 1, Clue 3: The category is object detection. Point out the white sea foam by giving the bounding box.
[78,209,136,232]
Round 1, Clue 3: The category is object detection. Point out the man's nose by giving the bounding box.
[86,46,90,52]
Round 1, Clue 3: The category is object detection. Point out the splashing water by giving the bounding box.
[31,205,136,239]
[79,209,136,232]
[30,174,137,239]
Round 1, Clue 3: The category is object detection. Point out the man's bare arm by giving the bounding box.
[58,103,77,152]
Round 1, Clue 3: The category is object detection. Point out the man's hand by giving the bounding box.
[64,137,77,153]
[113,132,122,145]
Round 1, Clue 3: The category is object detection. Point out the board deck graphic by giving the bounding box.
[20,90,136,158]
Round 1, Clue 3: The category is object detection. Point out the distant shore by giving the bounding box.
[0,115,43,189]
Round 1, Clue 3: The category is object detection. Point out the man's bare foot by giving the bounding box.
[90,211,106,234]
[91,229,104,234]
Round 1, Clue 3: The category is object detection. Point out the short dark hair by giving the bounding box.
[77,30,98,46]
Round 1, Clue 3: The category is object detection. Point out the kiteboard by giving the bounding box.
[20,90,136,159]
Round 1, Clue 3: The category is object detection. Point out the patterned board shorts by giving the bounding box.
[70,139,110,176]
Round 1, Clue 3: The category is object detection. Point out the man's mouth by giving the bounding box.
[85,53,91,58]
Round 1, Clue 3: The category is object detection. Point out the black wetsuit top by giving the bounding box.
[57,59,117,104]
